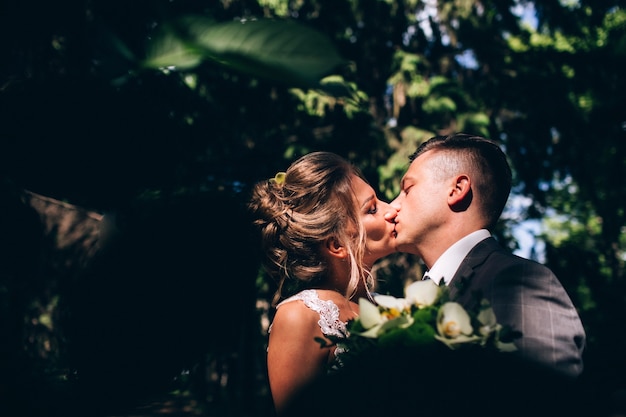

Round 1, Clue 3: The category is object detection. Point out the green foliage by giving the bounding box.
[257,0,293,17]
[377,126,432,200]
[290,76,369,117]
[143,16,349,89]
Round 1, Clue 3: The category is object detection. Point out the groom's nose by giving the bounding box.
[390,196,401,211]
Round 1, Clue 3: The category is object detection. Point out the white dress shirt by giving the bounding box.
[424,229,491,285]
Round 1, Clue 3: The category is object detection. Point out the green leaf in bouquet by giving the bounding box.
[412,304,437,323]
[403,320,437,347]
[378,325,411,348]
[496,324,523,344]
[346,317,366,334]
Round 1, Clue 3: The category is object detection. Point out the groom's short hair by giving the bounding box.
[411,133,512,229]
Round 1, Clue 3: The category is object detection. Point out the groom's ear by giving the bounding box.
[448,174,472,211]
[324,237,348,259]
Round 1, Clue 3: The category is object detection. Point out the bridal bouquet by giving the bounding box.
[321,279,519,367]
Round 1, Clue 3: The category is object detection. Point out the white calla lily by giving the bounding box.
[477,306,498,335]
[404,279,440,308]
[358,298,385,330]
[436,302,473,339]
[355,296,415,338]
[477,306,496,326]
[476,307,518,351]
[373,294,408,312]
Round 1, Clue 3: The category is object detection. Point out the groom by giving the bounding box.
[387,132,586,378]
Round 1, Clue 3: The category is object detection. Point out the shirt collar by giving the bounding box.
[426,229,491,285]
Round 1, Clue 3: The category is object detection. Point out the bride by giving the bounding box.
[247,151,397,414]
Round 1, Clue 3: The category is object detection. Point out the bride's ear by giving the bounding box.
[324,237,348,260]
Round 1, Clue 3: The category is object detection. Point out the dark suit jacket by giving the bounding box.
[448,237,586,378]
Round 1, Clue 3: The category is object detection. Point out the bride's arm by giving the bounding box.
[267,301,331,415]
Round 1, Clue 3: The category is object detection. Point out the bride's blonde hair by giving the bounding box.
[248,151,371,306]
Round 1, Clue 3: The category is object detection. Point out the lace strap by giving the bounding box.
[274,289,347,338]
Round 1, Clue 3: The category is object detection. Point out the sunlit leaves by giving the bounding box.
[290,75,368,118]
[257,0,292,17]
[423,96,456,113]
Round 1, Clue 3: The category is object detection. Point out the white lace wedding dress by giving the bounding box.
[269,289,348,366]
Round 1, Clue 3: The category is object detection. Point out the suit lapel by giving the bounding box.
[448,237,499,301]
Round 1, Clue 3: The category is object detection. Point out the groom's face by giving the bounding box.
[390,150,449,255]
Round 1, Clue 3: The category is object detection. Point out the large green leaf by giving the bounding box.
[144,16,347,88]
[142,29,204,70]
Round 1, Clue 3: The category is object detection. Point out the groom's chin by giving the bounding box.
[394,241,416,256]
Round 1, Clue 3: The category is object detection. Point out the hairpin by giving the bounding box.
[270,171,286,186]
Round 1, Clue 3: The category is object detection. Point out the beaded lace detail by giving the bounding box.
[270,289,348,360]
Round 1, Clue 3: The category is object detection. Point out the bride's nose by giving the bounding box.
[383,203,398,223]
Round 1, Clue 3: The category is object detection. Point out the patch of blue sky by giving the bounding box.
[503,193,546,262]
[512,1,538,30]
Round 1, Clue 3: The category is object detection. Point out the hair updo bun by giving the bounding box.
[247,152,370,305]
